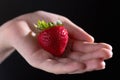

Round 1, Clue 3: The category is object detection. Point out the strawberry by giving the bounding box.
[34,20,69,57]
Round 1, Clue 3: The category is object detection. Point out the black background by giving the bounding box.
[0,0,119,80]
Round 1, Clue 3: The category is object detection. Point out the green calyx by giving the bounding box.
[34,20,63,31]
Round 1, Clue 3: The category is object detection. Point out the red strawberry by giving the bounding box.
[34,20,69,57]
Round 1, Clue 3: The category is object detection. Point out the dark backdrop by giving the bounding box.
[0,0,119,80]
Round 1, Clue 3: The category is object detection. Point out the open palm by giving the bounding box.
[4,11,112,74]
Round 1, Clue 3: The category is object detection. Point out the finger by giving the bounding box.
[69,59,105,74]
[72,41,113,52]
[68,48,112,62]
[84,59,106,71]
[62,19,94,42]
[37,58,85,74]
[79,48,113,61]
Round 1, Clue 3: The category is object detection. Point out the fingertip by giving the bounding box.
[96,61,106,70]
[103,48,113,59]
[99,43,113,50]
[87,35,95,43]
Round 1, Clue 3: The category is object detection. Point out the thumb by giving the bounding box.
[63,19,94,42]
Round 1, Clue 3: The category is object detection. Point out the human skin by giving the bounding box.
[0,11,113,74]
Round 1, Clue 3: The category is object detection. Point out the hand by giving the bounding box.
[1,11,113,74]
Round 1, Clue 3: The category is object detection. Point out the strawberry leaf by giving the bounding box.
[34,20,63,31]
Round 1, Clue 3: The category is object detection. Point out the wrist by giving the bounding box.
[0,21,15,63]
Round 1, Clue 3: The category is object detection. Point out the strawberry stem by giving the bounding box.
[56,20,63,25]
